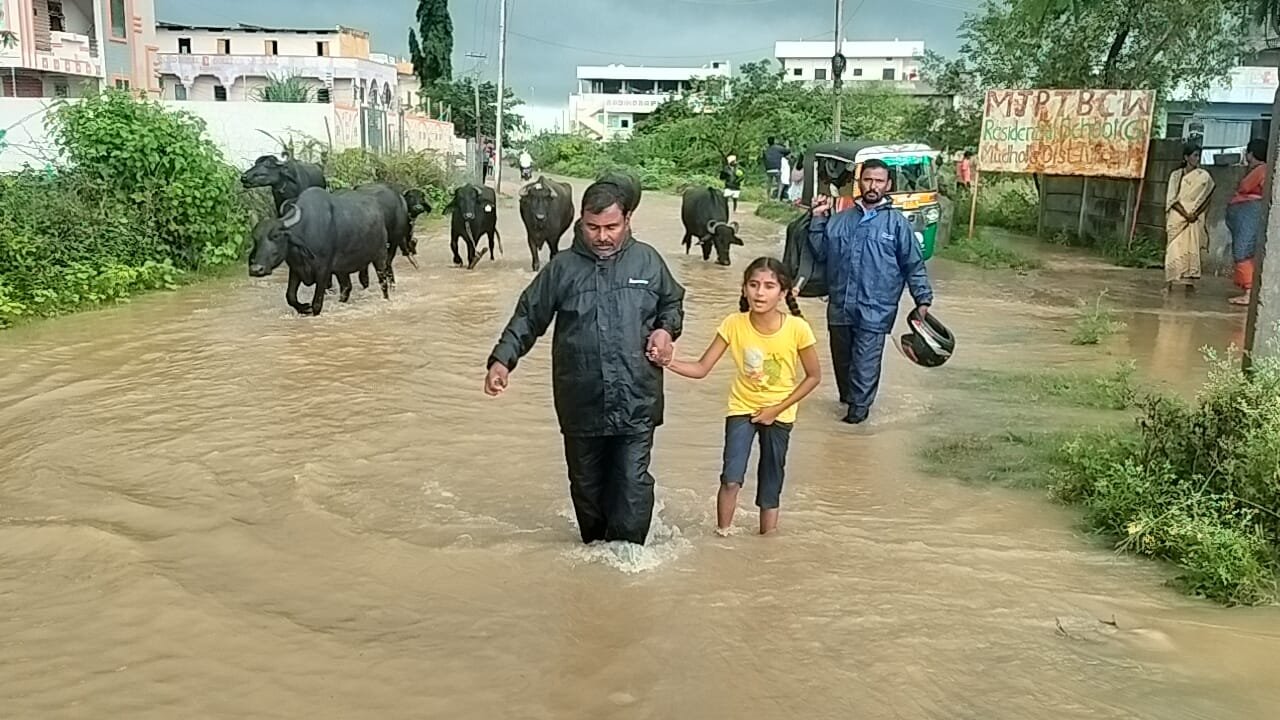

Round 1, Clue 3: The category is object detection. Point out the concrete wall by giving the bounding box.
[780,56,921,82]
[1041,139,1247,274]
[155,29,341,57]
[0,97,463,171]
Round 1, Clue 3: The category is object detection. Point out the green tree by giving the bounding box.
[409,0,453,88]
[424,77,525,139]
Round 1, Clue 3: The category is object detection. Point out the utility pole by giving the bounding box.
[464,51,487,183]
[831,0,846,141]
[494,0,510,195]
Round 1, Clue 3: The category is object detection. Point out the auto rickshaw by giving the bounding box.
[798,141,946,260]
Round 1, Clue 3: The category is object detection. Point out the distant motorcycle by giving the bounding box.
[520,165,533,181]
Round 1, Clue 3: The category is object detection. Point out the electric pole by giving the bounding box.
[494,0,510,195]
[831,0,845,140]
[464,51,487,183]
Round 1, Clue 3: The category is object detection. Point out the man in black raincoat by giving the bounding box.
[484,180,686,545]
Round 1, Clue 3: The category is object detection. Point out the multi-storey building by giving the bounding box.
[0,0,158,97]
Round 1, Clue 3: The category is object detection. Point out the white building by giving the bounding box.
[568,61,731,140]
[774,39,924,85]
[154,21,398,107]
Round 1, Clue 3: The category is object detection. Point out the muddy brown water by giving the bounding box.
[2,180,1277,719]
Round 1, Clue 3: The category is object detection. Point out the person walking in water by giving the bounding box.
[659,257,820,535]
[720,154,745,213]
[1164,142,1214,294]
[1226,138,1268,306]
[808,158,934,425]
[484,180,686,546]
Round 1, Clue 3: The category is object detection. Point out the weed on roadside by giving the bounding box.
[1071,291,1126,346]
[939,231,1043,271]
[949,361,1139,411]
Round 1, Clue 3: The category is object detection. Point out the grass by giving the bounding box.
[938,230,1043,271]
[753,199,804,224]
[948,361,1139,411]
[1047,230,1163,269]
[1071,291,1126,346]
[920,429,1077,489]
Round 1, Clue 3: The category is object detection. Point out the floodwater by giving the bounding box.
[1,180,1277,719]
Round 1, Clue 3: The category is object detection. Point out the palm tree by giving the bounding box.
[252,73,316,103]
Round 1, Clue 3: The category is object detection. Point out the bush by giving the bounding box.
[1071,291,1126,345]
[325,148,458,211]
[755,200,804,224]
[953,176,1039,233]
[1048,230,1163,269]
[1051,348,1280,604]
[1,90,253,326]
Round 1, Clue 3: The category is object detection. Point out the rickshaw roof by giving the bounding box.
[807,141,939,162]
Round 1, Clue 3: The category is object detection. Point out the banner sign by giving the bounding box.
[978,89,1155,179]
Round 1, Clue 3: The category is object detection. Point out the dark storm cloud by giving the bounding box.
[157,0,974,123]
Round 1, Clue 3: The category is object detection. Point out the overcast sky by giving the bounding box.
[156,0,979,130]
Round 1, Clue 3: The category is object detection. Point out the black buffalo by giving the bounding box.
[240,155,328,212]
[340,185,434,293]
[680,186,742,266]
[248,187,389,316]
[518,176,574,271]
[444,183,501,269]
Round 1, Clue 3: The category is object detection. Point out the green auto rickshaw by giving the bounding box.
[798,141,947,260]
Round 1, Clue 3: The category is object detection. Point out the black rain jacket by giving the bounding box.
[487,232,686,437]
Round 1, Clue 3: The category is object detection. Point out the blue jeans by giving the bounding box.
[721,415,793,509]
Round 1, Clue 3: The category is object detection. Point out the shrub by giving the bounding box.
[1051,348,1280,604]
[326,148,458,210]
[1071,291,1126,345]
[953,176,1039,233]
[1,90,253,326]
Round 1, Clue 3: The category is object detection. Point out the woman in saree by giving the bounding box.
[1165,142,1214,293]
[1225,138,1268,306]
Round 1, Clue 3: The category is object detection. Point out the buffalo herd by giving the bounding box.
[240,155,748,315]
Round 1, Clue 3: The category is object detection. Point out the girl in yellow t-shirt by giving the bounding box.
[660,257,821,535]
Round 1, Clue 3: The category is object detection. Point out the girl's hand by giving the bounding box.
[751,406,782,425]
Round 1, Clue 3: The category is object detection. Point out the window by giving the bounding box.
[792,68,802,76]
[317,87,331,103]
[265,40,278,55]
[852,68,863,77]
[114,78,130,90]
[214,85,227,101]
[175,85,188,101]
[178,38,191,54]
[317,41,330,57]
[814,68,827,81]
[49,1,65,33]
[621,118,630,129]
[110,0,126,39]
[217,38,231,54]
[53,84,69,98]
[882,68,895,81]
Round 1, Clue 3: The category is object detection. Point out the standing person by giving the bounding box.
[779,152,793,203]
[763,136,787,200]
[1226,138,1268,306]
[787,154,805,203]
[1164,142,1215,294]
[483,180,686,546]
[957,151,974,190]
[660,257,821,536]
[808,158,934,425]
[720,154,745,213]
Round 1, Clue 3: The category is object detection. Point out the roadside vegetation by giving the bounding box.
[925,350,1280,606]
[938,230,1042,271]
[0,91,456,328]
[1070,292,1126,346]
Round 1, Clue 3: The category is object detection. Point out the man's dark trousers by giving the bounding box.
[562,431,656,544]
[828,324,887,420]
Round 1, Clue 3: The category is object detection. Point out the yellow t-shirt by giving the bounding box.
[716,312,818,424]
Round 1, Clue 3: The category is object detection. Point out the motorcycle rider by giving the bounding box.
[519,149,534,180]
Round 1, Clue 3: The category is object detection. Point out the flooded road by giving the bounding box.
[2,181,1277,719]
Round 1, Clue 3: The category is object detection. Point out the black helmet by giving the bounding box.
[898,307,955,368]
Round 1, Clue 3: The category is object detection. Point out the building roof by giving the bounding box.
[156,21,368,38]
[774,40,924,59]
[576,63,731,81]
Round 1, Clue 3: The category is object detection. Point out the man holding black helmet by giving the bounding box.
[807,158,934,424]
